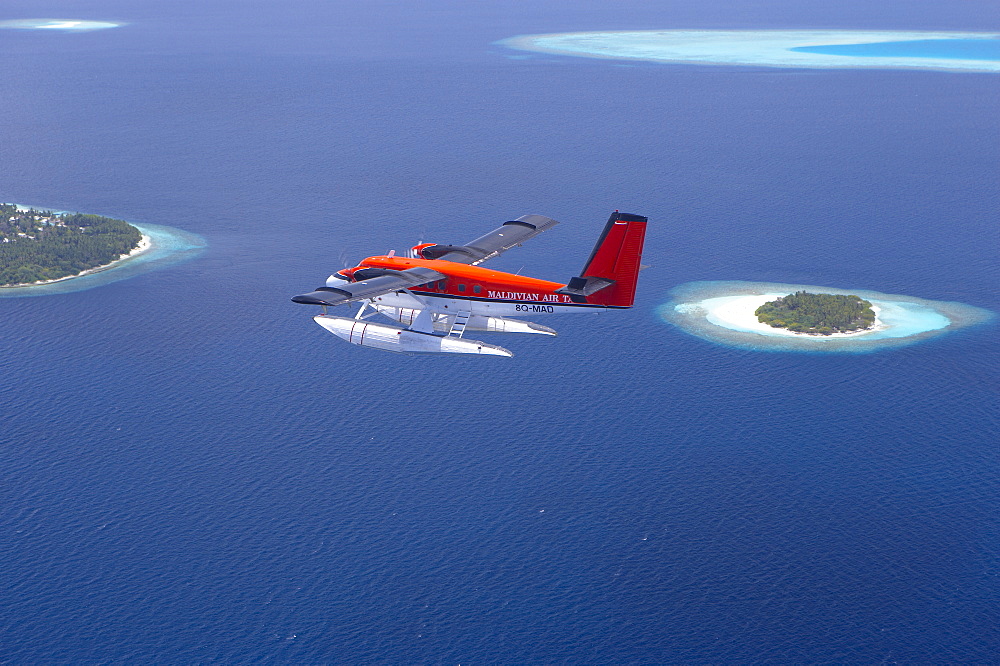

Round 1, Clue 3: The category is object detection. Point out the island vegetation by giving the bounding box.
[755,291,876,335]
[1,204,142,286]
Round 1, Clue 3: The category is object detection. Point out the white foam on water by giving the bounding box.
[0,19,122,32]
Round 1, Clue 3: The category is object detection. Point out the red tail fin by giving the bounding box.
[573,212,648,307]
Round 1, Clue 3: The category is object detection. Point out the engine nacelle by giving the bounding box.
[331,267,399,283]
[411,242,437,258]
[412,243,479,261]
[349,267,399,282]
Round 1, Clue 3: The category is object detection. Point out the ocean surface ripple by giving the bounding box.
[1,4,997,662]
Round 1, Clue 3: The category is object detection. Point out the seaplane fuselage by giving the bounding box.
[292,212,648,356]
[351,255,606,317]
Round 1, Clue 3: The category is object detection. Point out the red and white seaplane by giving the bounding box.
[292,211,648,356]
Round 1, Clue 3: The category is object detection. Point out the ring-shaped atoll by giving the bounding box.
[0,205,204,298]
[660,281,993,353]
[0,19,122,32]
[500,30,1000,73]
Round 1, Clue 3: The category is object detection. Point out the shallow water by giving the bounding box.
[503,30,1000,72]
[792,38,1000,61]
[870,298,951,338]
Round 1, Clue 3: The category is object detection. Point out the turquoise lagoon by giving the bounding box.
[791,39,1000,61]
[660,281,993,353]
[501,30,1000,72]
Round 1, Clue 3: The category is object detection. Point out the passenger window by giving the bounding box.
[438,280,447,289]
[458,284,466,292]
[473,285,482,294]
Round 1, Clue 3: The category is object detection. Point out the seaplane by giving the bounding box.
[291,211,648,356]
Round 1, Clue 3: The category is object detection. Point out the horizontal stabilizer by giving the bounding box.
[555,276,615,300]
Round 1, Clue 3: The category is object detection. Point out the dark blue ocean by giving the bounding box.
[2,1,998,662]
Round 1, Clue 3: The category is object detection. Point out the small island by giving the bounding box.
[1,204,145,287]
[755,291,876,335]
[660,281,992,353]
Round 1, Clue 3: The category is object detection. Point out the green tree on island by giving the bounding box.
[755,291,876,335]
[0,205,142,286]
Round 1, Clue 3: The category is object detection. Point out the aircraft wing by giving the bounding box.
[291,267,445,307]
[422,214,559,265]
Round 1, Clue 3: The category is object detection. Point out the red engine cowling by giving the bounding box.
[411,243,437,258]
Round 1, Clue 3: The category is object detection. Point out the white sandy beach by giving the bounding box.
[3,234,152,289]
[697,293,885,338]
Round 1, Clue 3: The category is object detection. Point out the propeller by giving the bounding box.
[409,229,426,258]
[338,249,351,270]
[328,250,357,285]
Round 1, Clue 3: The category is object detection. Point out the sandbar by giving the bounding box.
[500,30,1000,73]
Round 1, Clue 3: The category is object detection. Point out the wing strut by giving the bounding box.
[407,308,435,334]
